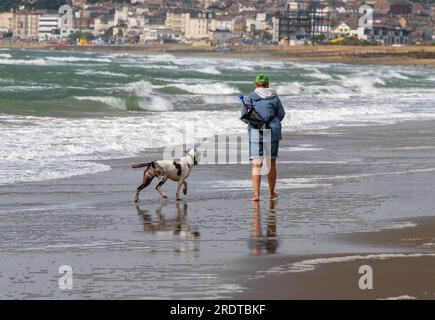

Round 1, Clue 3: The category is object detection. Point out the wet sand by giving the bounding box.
[1,120,435,299]
[235,216,435,300]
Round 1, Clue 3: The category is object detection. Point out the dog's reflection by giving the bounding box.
[249,200,278,255]
[136,201,200,239]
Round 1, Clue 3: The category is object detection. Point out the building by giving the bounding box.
[74,10,92,32]
[215,16,234,32]
[211,29,232,44]
[13,11,40,40]
[38,13,60,41]
[364,25,411,44]
[277,1,331,44]
[94,14,114,34]
[331,21,357,37]
[184,11,216,40]
[0,12,13,33]
[139,26,182,43]
[165,11,189,34]
[233,16,245,37]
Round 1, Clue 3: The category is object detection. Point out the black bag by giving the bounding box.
[240,98,267,130]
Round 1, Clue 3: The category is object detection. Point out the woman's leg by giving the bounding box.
[252,158,263,201]
[268,158,279,199]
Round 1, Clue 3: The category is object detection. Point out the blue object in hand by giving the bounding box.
[239,94,250,109]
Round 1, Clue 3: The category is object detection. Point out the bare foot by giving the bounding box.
[251,195,260,201]
[269,192,280,200]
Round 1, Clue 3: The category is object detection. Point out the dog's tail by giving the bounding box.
[131,162,152,169]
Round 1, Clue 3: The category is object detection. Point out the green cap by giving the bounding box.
[255,74,269,84]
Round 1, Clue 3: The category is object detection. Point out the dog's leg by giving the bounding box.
[182,180,188,195]
[155,175,168,199]
[176,178,185,201]
[134,173,154,203]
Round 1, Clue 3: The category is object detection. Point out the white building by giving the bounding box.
[38,14,60,41]
[140,26,182,43]
[215,17,234,32]
[255,13,268,31]
[114,5,129,26]
[184,12,216,40]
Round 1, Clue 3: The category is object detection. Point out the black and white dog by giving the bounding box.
[132,149,201,202]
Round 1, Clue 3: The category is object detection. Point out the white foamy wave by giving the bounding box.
[138,96,174,111]
[0,85,61,92]
[385,71,409,80]
[212,178,330,191]
[379,296,417,300]
[74,96,127,110]
[0,111,243,185]
[306,71,333,80]
[170,83,238,95]
[340,74,386,94]
[122,80,154,96]
[47,56,111,63]
[276,82,302,95]
[195,66,221,75]
[0,53,12,58]
[0,58,57,66]
[0,161,111,185]
[256,253,435,276]
[0,78,14,84]
[280,144,324,152]
[202,95,238,105]
[75,70,128,77]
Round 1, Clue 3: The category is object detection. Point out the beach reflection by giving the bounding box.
[135,201,200,240]
[249,200,278,255]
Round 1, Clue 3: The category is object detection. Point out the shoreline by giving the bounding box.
[1,43,435,67]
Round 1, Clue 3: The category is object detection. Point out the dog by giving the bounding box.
[132,148,201,202]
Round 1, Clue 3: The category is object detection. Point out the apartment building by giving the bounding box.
[13,11,40,40]
[38,13,60,41]
[165,11,189,33]
[0,12,13,33]
[185,11,216,40]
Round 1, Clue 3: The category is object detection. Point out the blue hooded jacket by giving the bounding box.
[241,88,285,142]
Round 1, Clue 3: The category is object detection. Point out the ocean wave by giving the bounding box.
[0,160,111,185]
[0,58,57,66]
[0,85,61,92]
[0,53,12,58]
[46,56,112,63]
[169,83,238,95]
[276,82,302,95]
[0,110,242,184]
[195,66,221,75]
[138,96,174,111]
[75,70,128,77]
[74,96,127,110]
[254,253,435,276]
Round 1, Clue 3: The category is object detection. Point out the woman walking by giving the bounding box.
[241,74,285,201]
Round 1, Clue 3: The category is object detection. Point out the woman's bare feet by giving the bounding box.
[269,192,280,200]
[251,195,260,201]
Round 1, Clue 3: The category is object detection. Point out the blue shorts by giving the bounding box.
[249,140,279,160]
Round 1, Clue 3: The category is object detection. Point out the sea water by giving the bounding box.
[1,49,435,185]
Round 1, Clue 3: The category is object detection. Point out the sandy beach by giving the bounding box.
[2,118,435,299]
[2,42,435,67]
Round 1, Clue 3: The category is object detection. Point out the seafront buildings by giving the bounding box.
[0,0,434,46]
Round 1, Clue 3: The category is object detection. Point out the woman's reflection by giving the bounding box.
[249,200,278,255]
